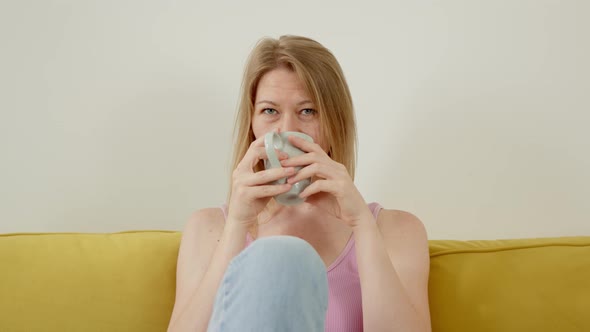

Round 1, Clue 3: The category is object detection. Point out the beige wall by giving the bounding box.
[1,1,588,239]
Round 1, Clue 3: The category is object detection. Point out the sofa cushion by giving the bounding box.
[0,231,181,332]
[428,236,590,332]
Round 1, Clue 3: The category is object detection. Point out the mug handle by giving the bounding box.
[264,132,286,184]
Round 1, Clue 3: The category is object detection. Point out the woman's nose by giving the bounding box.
[277,114,298,133]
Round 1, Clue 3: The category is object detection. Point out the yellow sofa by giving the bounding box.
[1,231,589,331]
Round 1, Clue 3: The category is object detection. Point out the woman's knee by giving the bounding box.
[211,236,328,331]
[244,236,325,273]
[229,235,327,293]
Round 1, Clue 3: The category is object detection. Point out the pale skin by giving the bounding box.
[167,67,432,332]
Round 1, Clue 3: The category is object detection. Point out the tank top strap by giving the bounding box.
[220,203,229,219]
[367,202,383,220]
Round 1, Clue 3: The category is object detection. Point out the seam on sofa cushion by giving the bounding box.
[430,242,590,258]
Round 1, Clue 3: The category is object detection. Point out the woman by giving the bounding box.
[168,35,431,332]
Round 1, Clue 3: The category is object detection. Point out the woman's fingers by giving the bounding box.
[241,166,296,186]
[238,145,289,173]
[285,163,323,184]
[297,179,329,199]
[286,160,348,184]
[233,180,292,201]
[246,146,269,170]
[287,135,323,153]
[279,150,328,168]
[249,183,293,198]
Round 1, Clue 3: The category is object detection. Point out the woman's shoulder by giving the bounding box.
[375,207,430,278]
[182,207,225,238]
[188,207,225,222]
[376,208,428,242]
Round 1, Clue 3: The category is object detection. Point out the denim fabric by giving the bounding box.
[207,236,329,332]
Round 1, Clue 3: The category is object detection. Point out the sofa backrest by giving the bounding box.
[2,232,589,331]
[429,237,590,332]
[0,231,181,332]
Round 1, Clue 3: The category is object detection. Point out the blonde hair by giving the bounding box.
[230,35,357,196]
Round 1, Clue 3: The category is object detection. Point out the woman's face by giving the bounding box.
[251,67,328,152]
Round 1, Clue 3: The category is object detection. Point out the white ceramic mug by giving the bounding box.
[264,131,314,206]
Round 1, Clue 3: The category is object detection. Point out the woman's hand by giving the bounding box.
[280,136,373,229]
[226,136,296,230]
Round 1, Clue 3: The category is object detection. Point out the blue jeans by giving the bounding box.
[207,236,329,332]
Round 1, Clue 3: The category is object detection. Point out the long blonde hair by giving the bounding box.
[230,35,357,196]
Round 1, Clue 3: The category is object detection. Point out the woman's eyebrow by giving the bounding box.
[255,100,313,106]
[297,100,314,106]
[255,100,277,106]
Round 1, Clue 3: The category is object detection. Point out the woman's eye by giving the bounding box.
[301,109,317,116]
[262,108,278,115]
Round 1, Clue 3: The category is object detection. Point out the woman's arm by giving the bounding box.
[280,136,431,330]
[353,208,431,332]
[168,137,294,331]
[167,208,248,332]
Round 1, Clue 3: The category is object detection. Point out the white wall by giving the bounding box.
[1,0,588,239]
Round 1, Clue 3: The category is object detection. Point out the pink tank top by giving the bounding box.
[220,202,383,332]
